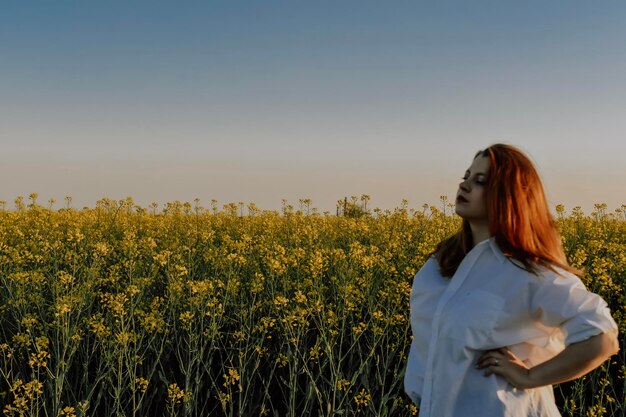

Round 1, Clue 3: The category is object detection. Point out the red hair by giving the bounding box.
[433,143,581,278]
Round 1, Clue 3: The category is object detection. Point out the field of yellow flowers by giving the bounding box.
[0,196,624,417]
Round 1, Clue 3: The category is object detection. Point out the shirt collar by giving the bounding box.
[487,236,507,264]
[471,236,508,265]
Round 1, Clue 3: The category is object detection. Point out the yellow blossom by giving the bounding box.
[223,368,240,387]
[135,377,149,394]
[354,388,371,409]
[352,322,368,335]
[179,311,195,331]
[167,383,192,405]
[309,345,322,361]
[58,406,76,417]
[336,379,351,392]
[273,295,289,308]
[276,353,288,368]
[57,271,75,286]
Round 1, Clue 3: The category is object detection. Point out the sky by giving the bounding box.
[1,1,625,214]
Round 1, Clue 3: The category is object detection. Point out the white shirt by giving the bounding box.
[404,237,618,417]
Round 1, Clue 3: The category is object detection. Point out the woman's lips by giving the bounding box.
[456,196,468,203]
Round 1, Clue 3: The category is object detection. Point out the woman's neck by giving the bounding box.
[470,222,491,246]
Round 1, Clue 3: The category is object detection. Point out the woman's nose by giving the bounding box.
[459,180,470,192]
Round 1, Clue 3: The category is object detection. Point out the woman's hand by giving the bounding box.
[476,347,535,390]
[477,332,619,390]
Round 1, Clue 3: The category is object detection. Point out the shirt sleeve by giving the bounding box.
[529,268,618,346]
[404,337,423,406]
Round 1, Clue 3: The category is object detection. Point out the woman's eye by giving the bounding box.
[461,176,485,185]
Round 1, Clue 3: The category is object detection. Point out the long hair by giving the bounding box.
[433,143,581,278]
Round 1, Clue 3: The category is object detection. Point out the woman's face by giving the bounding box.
[455,155,490,222]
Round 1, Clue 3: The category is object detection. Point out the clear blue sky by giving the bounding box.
[2,1,625,214]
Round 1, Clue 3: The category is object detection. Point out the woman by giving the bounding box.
[404,144,619,417]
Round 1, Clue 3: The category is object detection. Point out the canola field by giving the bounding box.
[1,196,624,416]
